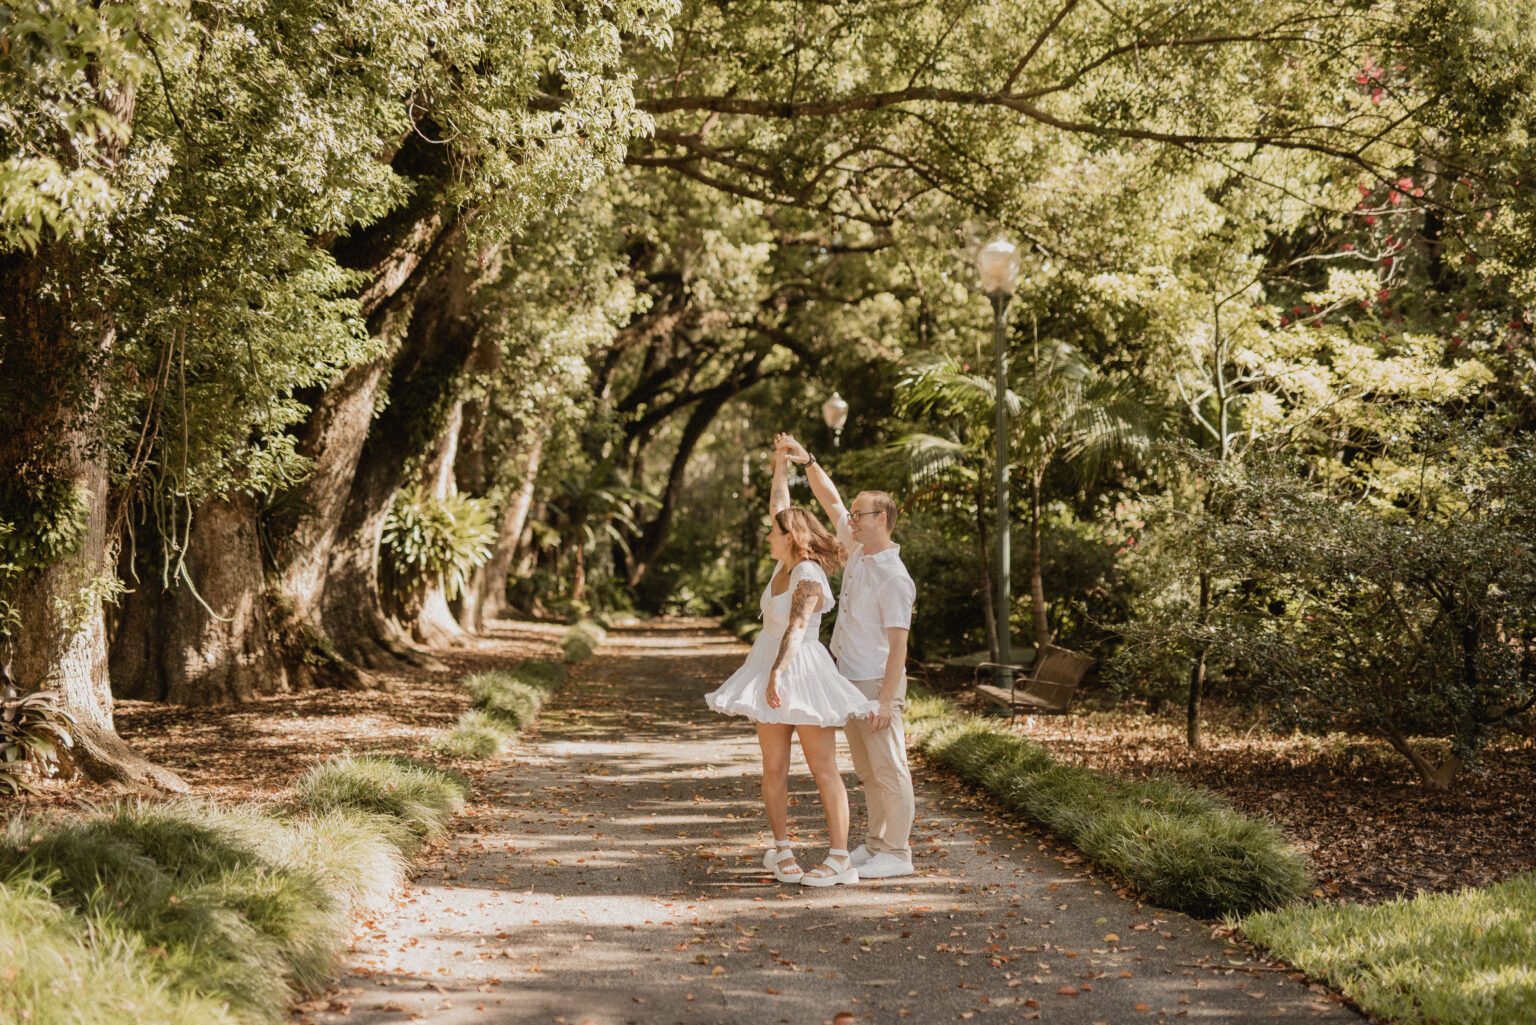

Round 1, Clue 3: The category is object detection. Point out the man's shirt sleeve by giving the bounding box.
[877,571,917,631]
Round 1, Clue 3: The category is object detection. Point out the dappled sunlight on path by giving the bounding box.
[295,621,1361,1025]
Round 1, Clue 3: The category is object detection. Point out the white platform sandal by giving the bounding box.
[800,848,859,887]
[762,842,803,883]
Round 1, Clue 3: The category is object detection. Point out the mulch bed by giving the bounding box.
[914,663,1536,906]
[4,621,566,815]
[7,621,1533,910]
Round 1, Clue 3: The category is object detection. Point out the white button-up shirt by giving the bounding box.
[830,509,917,681]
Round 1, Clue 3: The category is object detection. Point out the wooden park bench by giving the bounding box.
[973,645,1095,718]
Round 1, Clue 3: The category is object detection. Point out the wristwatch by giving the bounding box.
[803,453,817,467]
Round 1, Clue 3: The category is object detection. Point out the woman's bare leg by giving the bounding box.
[796,724,849,852]
[756,723,796,842]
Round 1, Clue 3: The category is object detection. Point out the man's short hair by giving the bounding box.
[858,490,899,531]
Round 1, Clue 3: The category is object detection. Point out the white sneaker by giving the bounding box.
[849,845,873,868]
[858,852,914,879]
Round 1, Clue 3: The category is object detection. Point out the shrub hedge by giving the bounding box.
[907,693,1312,917]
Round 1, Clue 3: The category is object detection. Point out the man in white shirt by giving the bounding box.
[776,434,917,879]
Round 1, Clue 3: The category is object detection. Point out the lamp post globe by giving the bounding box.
[822,391,849,448]
[977,240,1018,687]
[978,239,1021,296]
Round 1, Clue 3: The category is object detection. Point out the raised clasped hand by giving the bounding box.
[775,432,809,464]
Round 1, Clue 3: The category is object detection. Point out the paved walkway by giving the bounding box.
[296,622,1359,1025]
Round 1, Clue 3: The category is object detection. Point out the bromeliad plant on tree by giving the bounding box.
[1,671,75,793]
[380,487,496,620]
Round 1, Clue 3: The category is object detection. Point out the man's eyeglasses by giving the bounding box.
[848,510,883,522]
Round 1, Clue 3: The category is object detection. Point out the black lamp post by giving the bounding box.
[978,239,1020,686]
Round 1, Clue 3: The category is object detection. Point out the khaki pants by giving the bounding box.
[842,677,915,862]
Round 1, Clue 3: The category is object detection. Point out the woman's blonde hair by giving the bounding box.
[775,507,845,575]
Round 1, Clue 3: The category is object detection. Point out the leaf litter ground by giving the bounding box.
[7,619,1378,1022]
[88,619,1362,1024]
[911,664,1536,907]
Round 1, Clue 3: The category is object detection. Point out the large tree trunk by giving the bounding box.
[1029,471,1051,650]
[272,202,468,675]
[316,243,484,666]
[111,493,294,705]
[278,213,455,622]
[461,427,546,631]
[0,57,183,787]
[11,438,184,790]
[0,255,184,788]
[411,402,470,647]
[1186,570,1212,750]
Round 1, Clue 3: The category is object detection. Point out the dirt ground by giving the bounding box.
[287,619,1358,1025]
[5,620,566,814]
[10,618,1530,912]
[915,663,1536,906]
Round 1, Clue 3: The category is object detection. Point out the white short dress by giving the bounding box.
[705,559,879,727]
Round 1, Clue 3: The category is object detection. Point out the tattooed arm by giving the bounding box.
[769,445,790,517]
[765,578,825,708]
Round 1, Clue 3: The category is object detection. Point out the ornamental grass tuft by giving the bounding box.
[918,714,1311,917]
[0,802,346,1017]
[561,618,606,663]
[295,754,468,851]
[0,873,239,1025]
[0,756,460,1024]
[1242,871,1536,1025]
[429,658,569,760]
[431,708,513,759]
[465,671,543,727]
[511,657,568,692]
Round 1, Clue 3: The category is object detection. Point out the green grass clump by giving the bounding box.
[202,803,409,918]
[465,671,544,727]
[902,687,956,736]
[918,715,1311,917]
[0,873,239,1025]
[511,657,568,693]
[561,618,606,663]
[430,658,568,760]
[0,802,346,1016]
[1242,872,1536,1025]
[432,708,513,759]
[295,755,469,851]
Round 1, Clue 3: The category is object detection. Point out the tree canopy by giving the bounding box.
[2,0,1533,790]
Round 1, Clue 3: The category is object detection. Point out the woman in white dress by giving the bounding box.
[705,454,877,887]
